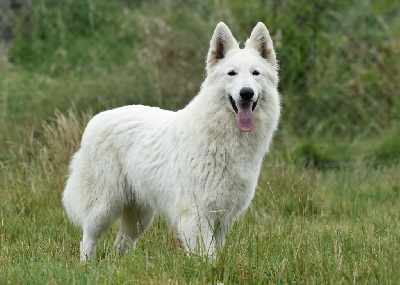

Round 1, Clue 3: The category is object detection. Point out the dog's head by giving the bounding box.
[206,22,279,132]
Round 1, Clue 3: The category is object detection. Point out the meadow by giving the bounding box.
[1,0,399,283]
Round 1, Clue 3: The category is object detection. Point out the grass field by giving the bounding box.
[0,111,399,284]
[1,0,399,283]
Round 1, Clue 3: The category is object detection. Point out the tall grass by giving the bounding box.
[0,108,399,283]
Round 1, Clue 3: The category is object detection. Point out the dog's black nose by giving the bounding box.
[239,87,254,101]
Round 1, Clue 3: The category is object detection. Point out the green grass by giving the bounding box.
[0,110,399,283]
[1,0,400,283]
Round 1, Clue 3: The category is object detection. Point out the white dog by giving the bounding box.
[63,22,280,262]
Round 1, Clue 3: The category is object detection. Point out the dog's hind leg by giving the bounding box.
[113,203,155,254]
[80,203,123,263]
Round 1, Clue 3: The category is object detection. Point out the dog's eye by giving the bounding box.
[252,70,260,76]
[228,70,237,76]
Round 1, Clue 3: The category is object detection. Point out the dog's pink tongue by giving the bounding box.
[237,102,254,132]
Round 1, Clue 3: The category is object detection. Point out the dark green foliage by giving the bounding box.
[374,127,400,161]
[292,140,334,167]
[3,0,399,139]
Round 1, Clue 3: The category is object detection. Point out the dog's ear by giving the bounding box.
[246,22,277,67]
[207,22,239,73]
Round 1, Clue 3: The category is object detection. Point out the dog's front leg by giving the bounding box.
[178,212,217,258]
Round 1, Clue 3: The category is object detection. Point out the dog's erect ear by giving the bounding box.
[246,22,277,67]
[207,22,239,72]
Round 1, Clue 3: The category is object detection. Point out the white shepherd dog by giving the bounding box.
[63,22,280,262]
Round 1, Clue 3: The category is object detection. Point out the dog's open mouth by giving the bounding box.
[229,96,258,132]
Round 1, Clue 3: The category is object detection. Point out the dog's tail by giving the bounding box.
[62,150,90,227]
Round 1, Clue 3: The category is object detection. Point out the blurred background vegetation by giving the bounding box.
[1,0,399,165]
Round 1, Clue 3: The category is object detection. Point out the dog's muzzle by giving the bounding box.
[229,89,258,132]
